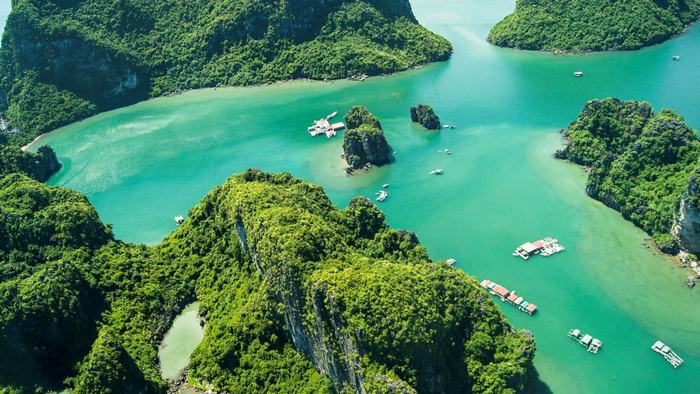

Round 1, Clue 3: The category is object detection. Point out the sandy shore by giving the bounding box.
[20,134,45,151]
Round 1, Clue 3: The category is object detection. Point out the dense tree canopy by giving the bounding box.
[0,0,452,146]
[0,170,535,393]
[556,98,700,252]
[488,0,700,52]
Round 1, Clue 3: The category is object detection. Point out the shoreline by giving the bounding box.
[15,63,435,150]
[20,134,45,151]
[488,20,698,55]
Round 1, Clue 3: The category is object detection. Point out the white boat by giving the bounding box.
[573,71,584,77]
[382,183,390,188]
[174,215,185,225]
[446,258,457,265]
[376,190,388,202]
[445,149,451,155]
[443,124,451,129]
[672,55,681,61]
[326,111,338,119]
[429,169,444,175]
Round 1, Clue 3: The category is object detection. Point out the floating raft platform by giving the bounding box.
[513,236,564,260]
[568,328,603,354]
[651,340,684,368]
[480,279,537,315]
[308,114,345,138]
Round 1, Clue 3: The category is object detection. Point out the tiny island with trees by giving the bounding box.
[342,106,392,174]
[410,104,441,130]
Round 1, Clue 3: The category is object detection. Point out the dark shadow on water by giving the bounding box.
[531,366,554,394]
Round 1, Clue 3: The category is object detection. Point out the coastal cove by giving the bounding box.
[28,0,700,393]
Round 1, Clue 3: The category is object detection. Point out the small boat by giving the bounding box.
[444,149,452,155]
[326,111,338,119]
[443,124,451,129]
[573,71,584,77]
[446,258,457,265]
[382,183,390,188]
[686,276,696,288]
[672,55,681,61]
[651,340,684,368]
[376,190,388,202]
[450,125,456,129]
[429,169,444,175]
[174,215,185,225]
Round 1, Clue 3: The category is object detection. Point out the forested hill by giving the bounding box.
[0,0,452,146]
[0,169,535,393]
[488,0,700,52]
[556,99,700,255]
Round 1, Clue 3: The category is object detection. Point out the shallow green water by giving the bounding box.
[158,303,204,381]
[30,0,700,392]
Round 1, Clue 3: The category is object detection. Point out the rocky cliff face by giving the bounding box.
[1,8,149,109]
[342,106,392,172]
[673,172,700,255]
[410,104,441,130]
[190,170,534,393]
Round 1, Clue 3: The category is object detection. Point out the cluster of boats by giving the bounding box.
[513,236,565,260]
[480,279,538,315]
[308,111,345,138]
[568,329,603,354]
[375,184,390,202]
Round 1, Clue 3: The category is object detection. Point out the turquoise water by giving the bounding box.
[158,303,204,381]
[30,0,700,392]
[0,2,9,39]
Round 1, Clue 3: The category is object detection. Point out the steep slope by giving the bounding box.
[0,0,452,146]
[0,170,535,393]
[488,0,700,52]
[556,99,700,254]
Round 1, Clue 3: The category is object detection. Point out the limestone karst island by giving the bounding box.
[1,1,699,393]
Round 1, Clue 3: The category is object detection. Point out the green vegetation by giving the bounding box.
[0,0,452,146]
[343,106,392,171]
[556,98,700,252]
[0,143,61,181]
[0,169,534,393]
[410,104,441,130]
[488,0,700,52]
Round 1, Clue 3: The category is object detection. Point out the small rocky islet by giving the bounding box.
[342,106,392,174]
[410,104,441,130]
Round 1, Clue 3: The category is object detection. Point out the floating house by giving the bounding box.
[568,328,603,354]
[513,237,565,260]
[479,279,537,316]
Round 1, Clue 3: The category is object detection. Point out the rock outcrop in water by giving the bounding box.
[342,107,392,173]
[410,104,441,130]
[557,98,700,255]
[0,170,535,393]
